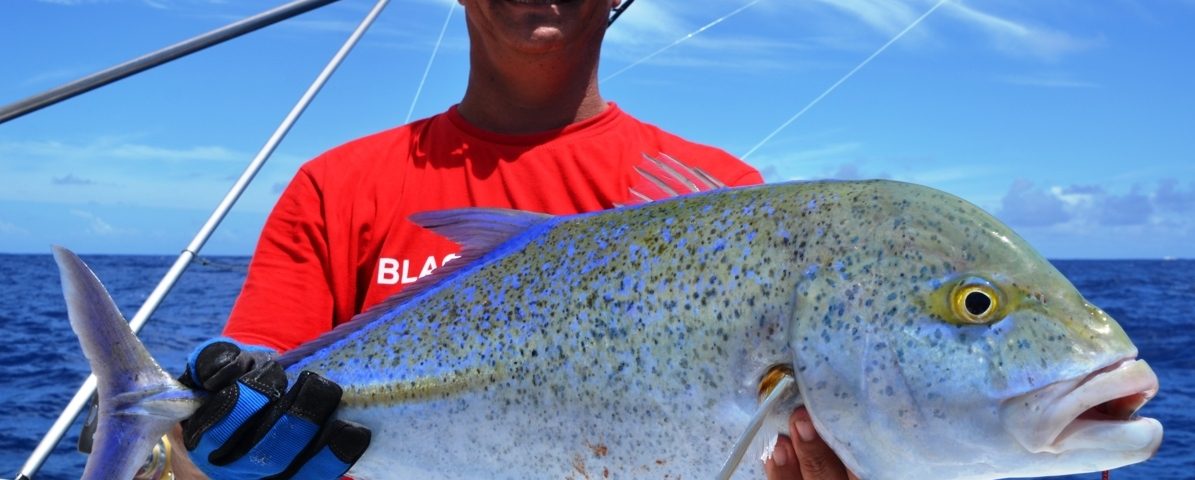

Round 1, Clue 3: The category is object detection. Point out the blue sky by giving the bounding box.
[1,0,1192,258]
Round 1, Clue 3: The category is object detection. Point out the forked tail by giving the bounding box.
[53,246,201,480]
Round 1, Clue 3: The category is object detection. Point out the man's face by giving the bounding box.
[459,0,618,55]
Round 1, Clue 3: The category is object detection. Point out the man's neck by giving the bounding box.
[457,42,607,135]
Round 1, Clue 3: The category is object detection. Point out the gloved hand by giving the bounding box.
[179,338,371,480]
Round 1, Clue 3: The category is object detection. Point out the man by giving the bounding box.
[171,1,851,478]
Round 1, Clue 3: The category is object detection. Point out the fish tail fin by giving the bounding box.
[53,246,201,480]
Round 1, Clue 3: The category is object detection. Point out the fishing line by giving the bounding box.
[601,0,765,83]
[405,1,456,123]
[715,373,795,480]
[741,0,952,159]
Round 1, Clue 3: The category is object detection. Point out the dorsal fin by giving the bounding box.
[277,208,554,367]
[410,207,554,257]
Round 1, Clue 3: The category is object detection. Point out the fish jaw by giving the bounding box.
[1000,358,1162,472]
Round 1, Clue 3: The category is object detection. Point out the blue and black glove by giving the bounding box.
[179,338,371,480]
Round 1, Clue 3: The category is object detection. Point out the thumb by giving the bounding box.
[789,407,854,480]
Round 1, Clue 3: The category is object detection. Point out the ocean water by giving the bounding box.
[0,254,1190,479]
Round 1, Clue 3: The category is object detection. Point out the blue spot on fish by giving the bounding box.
[804,265,819,279]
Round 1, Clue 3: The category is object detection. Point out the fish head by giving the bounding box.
[785,180,1162,480]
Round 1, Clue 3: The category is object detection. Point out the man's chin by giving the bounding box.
[504,0,577,4]
[501,0,577,6]
[508,28,568,54]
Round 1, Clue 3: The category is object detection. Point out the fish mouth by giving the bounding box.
[1049,359,1159,452]
[1003,358,1162,457]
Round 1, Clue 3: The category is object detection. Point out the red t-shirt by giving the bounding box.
[224,103,762,352]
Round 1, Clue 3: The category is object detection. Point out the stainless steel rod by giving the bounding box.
[13,0,392,477]
[0,0,341,125]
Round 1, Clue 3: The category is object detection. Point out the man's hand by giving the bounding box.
[764,407,859,480]
[178,338,371,480]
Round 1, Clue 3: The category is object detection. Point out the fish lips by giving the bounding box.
[1001,358,1162,463]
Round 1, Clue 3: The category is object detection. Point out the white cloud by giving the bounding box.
[52,174,97,186]
[897,165,994,185]
[602,0,794,76]
[598,0,1100,87]
[807,0,1093,60]
[1000,179,1070,227]
[945,2,1096,59]
[999,180,1191,231]
[69,209,123,236]
[604,1,691,49]
[748,142,865,180]
[811,0,921,35]
[0,219,30,236]
[0,139,241,163]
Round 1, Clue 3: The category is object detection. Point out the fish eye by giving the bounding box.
[951,280,1001,324]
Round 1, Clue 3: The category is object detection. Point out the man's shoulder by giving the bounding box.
[298,113,445,181]
[619,110,730,157]
[619,111,761,186]
[307,121,421,168]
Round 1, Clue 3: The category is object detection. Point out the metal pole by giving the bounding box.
[13,0,393,477]
[0,0,341,125]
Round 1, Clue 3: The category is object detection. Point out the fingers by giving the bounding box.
[257,373,370,479]
[180,359,287,452]
[225,371,342,477]
[183,366,371,479]
[766,408,855,480]
[764,434,803,480]
[182,338,276,391]
[167,425,209,480]
[287,419,372,479]
[187,340,244,390]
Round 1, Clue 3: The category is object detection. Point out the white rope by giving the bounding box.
[742,0,952,159]
[405,1,456,123]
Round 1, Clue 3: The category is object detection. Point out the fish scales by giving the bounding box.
[293,182,808,479]
[56,180,1162,480]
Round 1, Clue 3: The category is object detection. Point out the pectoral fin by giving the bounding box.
[716,368,801,480]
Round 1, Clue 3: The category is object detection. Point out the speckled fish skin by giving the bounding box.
[279,179,1161,480]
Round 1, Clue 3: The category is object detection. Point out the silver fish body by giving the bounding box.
[57,180,1162,480]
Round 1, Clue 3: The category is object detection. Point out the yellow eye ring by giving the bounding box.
[951,281,1001,324]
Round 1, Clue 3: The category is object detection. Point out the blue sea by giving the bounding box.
[0,254,1191,479]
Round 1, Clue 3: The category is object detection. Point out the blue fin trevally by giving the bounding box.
[55,180,1162,479]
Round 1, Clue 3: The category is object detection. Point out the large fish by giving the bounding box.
[56,180,1162,480]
